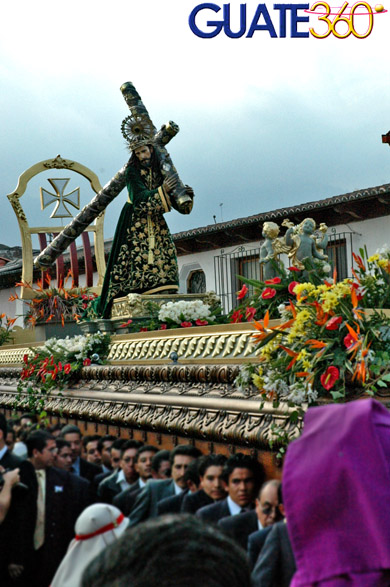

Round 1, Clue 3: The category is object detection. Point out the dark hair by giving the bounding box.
[135,444,159,463]
[278,482,283,505]
[56,438,71,451]
[0,413,7,440]
[121,440,144,458]
[221,453,265,490]
[6,427,15,440]
[170,445,202,465]
[111,438,127,452]
[21,413,38,423]
[81,515,251,587]
[98,435,117,453]
[198,454,227,478]
[83,434,101,448]
[183,459,201,487]
[151,449,171,473]
[48,423,62,434]
[129,144,160,174]
[25,430,54,457]
[61,424,82,438]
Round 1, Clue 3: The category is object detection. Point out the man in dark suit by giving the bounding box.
[247,480,283,568]
[114,444,158,514]
[157,458,201,515]
[0,413,36,586]
[219,479,281,552]
[251,521,296,586]
[181,453,227,514]
[196,453,265,525]
[61,425,102,482]
[128,445,202,526]
[26,430,79,587]
[98,440,143,504]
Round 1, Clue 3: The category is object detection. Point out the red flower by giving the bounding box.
[344,333,355,348]
[245,307,256,321]
[140,327,148,332]
[265,277,281,285]
[181,321,192,328]
[237,284,249,300]
[325,316,343,330]
[160,324,168,330]
[23,354,29,365]
[64,364,72,374]
[230,310,243,323]
[120,319,133,328]
[195,319,208,326]
[58,361,62,371]
[320,366,340,390]
[261,288,276,300]
[288,267,300,272]
[83,358,91,366]
[288,281,299,295]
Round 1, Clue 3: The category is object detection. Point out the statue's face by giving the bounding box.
[134,145,153,168]
[302,219,315,234]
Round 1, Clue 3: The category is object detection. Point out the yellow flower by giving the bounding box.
[252,373,264,390]
[378,259,388,269]
[368,254,380,263]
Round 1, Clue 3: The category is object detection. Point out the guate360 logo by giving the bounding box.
[188,2,387,38]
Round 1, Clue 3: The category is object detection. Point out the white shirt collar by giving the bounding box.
[117,469,131,491]
[139,478,146,489]
[258,519,264,530]
[173,481,183,495]
[227,495,243,515]
[0,445,8,461]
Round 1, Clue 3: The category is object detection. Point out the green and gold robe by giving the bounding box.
[90,163,179,318]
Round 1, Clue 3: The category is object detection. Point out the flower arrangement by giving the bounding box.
[0,314,16,347]
[17,332,111,416]
[9,273,97,327]
[234,245,390,455]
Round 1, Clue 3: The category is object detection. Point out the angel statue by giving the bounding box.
[259,221,290,280]
[282,218,328,270]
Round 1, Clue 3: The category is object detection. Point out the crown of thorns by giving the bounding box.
[121,114,155,150]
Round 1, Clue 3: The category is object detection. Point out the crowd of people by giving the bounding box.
[0,398,389,586]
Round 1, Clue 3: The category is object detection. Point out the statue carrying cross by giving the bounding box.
[34,82,194,318]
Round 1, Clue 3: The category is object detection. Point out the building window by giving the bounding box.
[187,270,206,294]
[327,236,349,280]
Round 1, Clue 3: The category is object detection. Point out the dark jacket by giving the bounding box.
[157,489,188,515]
[181,489,214,514]
[196,497,231,524]
[251,521,296,587]
[97,470,125,504]
[129,479,177,526]
[113,480,143,516]
[218,510,259,551]
[79,458,102,483]
[247,526,273,570]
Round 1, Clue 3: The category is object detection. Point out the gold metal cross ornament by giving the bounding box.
[40,178,80,218]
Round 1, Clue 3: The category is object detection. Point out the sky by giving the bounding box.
[1,0,390,248]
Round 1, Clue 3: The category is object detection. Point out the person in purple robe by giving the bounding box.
[283,398,390,586]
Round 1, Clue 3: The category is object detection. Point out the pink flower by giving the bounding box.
[64,364,72,374]
[261,288,276,300]
[325,316,343,331]
[120,319,133,328]
[245,307,256,321]
[195,319,208,326]
[344,333,355,348]
[237,284,248,300]
[160,324,168,330]
[181,321,192,328]
[288,281,299,295]
[230,310,243,324]
[265,277,281,285]
[320,366,340,391]
[83,358,91,366]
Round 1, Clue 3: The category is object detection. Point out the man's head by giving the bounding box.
[98,435,117,469]
[198,454,227,501]
[120,440,143,484]
[54,438,73,471]
[0,413,7,449]
[81,515,251,587]
[83,435,103,466]
[151,449,171,479]
[26,430,57,470]
[133,144,153,168]
[135,445,159,482]
[5,427,15,453]
[110,438,126,471]
[255,480,283,528]
[20,413,37,429]
[221,453,265,508]
[61,425,83,463]
[170,445,202,490]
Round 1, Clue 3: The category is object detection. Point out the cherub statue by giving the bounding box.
[282,218,328,270]
[260,221,290,280]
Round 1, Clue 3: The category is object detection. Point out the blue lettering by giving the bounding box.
[188,3,224,38]
[246,4,277,37]
[223,4,247,38]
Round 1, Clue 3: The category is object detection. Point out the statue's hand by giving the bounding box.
[282,218,294,228]
[163,175,177,194]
